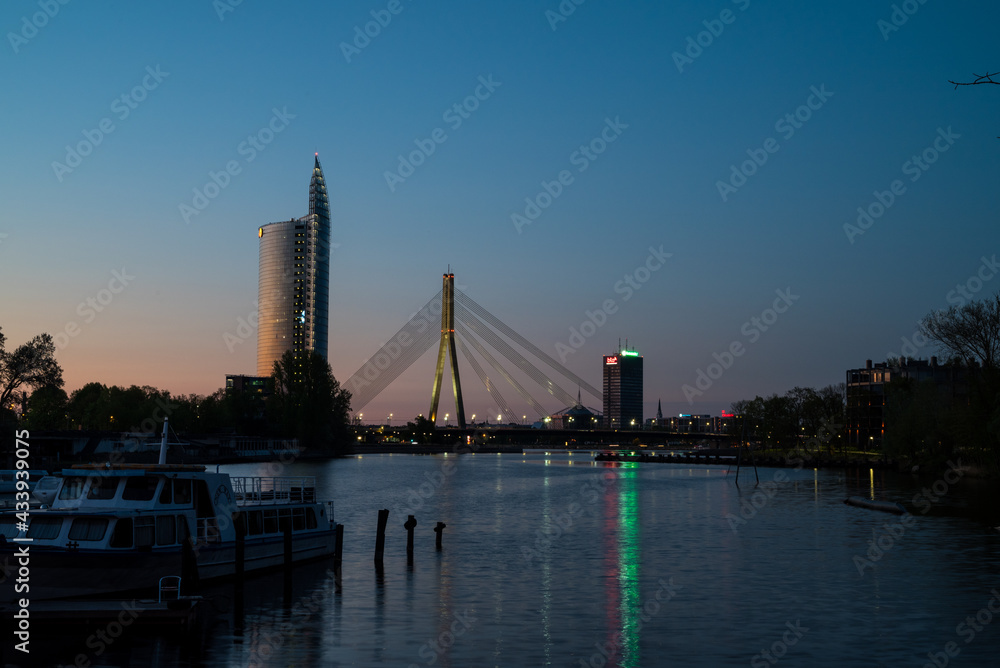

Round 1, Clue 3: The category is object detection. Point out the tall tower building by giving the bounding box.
[603,347,643,429]
[256,154,331,377]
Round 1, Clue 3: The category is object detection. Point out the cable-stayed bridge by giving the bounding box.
[346,273,601,427]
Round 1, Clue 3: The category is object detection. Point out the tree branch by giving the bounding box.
[949,71,1000,89]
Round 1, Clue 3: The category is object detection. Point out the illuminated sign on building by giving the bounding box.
[605,356,619,365]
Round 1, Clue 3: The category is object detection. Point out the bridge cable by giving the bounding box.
[454,290,601,400]
[455,320,547,419]
[345,292,442,411]
[455,304,577,407]
[454,332,518,424]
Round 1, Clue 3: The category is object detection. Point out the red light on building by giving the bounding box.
[605,356,618,365]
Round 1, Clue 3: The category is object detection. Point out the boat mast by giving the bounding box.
[158,418,169,465]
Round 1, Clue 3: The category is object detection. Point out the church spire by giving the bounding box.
[656,398,663,421]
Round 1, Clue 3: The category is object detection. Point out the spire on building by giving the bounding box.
[657,398,663,421]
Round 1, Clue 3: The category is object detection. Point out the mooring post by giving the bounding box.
[404,515,417,557]
[334,523,344,590]
[334,523,344,569]
[374,509,389,566]
[434,521,446,551]
[283,518,293,569]
[234,512,245,581]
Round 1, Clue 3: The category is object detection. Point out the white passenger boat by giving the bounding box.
[0,421,336,602]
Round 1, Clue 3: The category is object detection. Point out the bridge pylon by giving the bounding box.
[429,272,466,428]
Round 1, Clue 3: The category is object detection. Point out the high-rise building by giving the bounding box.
[603,348,643,429]
[256,154,331,377]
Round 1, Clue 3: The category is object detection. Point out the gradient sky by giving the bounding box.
[2,0,998,424]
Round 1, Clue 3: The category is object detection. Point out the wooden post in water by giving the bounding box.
[334,523,344,590]
[234,512,245,581]
[374,509,389,567]
[404,515,417,558]
[283,518,293,569]
[434,522,446,551]
[334,523,344,569]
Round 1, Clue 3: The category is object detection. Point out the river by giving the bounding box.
[13,450,1000,667]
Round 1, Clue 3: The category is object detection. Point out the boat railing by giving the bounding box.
[230,477,317,506]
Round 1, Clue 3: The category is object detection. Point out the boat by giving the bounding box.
[0,420,336,602]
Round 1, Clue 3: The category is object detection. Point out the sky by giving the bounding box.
[2,0,998,425]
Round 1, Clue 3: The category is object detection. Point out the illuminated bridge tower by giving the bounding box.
[429,273,466,428]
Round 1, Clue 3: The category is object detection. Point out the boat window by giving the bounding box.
[58,477,86,500]
[293,508,305,531]
[173,480,192,505]
[263,509,278,534]
[135,517,155,548]
[68,518,108,541]
[0,518,18,539]
[177,515,190,543]
[156,515,176,545]
[247,510,262,536]
[110,519,133,548]
[87,477,119,500]
[306,508,317,529]
[158,479,172,504]
[123,477,158,501]
[27,517,63,540]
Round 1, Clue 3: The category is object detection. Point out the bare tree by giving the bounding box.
[922,295,1000,373]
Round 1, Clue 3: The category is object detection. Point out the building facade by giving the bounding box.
[603,349,643,429]
[845,357,968,449]
[257,155,331,376]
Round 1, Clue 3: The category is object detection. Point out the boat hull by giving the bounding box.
[0,529,336,602]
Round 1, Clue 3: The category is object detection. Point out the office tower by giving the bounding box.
[256,155,331,376]
[603,348,643,429]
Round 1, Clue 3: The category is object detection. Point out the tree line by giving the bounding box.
[0,329,352,453]
[729,384,846,453]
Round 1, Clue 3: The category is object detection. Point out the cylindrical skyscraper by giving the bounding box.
[256,155,331,377]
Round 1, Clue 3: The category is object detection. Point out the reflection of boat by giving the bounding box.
[0,422,335,602]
